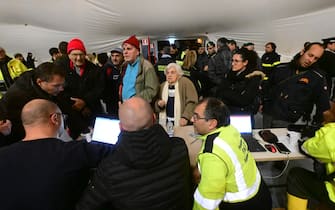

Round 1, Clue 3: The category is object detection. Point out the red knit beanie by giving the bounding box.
[123,35,140,50]
[67,38,86,54]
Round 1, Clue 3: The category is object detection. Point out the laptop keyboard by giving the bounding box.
[242,134,266,152]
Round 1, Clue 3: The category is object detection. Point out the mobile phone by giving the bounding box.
[259,130,278,143]
[274,142,291,154]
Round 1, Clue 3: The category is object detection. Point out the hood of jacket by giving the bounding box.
[114,124,172,169]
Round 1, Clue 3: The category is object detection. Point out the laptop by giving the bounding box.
[230,115,266,152]
[91,116,121,144]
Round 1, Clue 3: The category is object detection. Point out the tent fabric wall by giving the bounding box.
[207,6,335,62]
[0,0,334,63]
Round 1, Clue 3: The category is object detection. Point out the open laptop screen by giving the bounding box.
[229,115,252,134]
[91,117,120,144]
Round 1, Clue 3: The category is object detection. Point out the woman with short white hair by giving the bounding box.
[155,63,198,129]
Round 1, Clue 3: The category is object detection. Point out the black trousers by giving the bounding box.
[219,178,272,210]
[287,167,335,208]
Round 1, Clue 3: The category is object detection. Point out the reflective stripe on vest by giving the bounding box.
[176,60,183,66]
[194,188,222,209]
[183,70,191,77]
[262,63,272,67]
[262,61,280,68]
[157,65,166,72]
[273,61,280,66]
[214,139,261,202]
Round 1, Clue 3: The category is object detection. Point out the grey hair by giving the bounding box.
[164,63,184,76]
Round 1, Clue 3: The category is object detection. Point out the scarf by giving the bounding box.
[159,81,181,127]
[70,60,85,76]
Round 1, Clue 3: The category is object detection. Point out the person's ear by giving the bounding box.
[36,78,43,86]
[323,101,335,124]
[208,119,218,130]
[119,122,124,131]
[50,113,59,125]
[300,49,305,56]
[152,113,157,124]
[243,60,248,67]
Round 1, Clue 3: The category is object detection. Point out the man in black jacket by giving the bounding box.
[206,41,216,58]
[261,42,281,114]
[55,38,104,129]
[261,42,281,77]
[154,45,175,83]
[77,96,192,210]
[263,42,329,128]
[318,37,335,98]
[0,62,85,144]
[207,37,232,97]
[101,47,124,117]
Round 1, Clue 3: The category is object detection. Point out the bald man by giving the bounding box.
[77,97,192,210]
[0,99,110,210]
[118,95,154,131]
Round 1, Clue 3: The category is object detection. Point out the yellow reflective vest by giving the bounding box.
[302,122,335,203]
[193,126,261,210]
[0,59,29,98]
[0,59,28,81]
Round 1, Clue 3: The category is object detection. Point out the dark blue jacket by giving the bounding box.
[0,138,111,210]
[267,61,329,124]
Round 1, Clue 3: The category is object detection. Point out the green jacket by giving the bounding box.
[193,126,261,210]
[121,56,159,103]
[302,122,335,202]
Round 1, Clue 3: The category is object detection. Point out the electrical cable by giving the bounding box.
[263,153,290,179]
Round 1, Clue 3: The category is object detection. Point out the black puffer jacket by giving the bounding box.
[77,124,192,210]
[208,45,232,86]
[219,68,262,114]
[57,60,104,115]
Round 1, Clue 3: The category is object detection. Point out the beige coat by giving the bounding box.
[155,76,198,126]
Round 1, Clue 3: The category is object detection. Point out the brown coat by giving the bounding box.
[155,76,198,121]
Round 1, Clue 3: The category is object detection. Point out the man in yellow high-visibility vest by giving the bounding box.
[191,97,272,210]
[287,99,335,210]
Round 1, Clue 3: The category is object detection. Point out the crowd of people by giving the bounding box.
[0,35,334,210]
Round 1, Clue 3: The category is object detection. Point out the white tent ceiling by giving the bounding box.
[1,0,335,62]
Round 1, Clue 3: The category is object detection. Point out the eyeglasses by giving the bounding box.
[50,112,67,121]
[192,113,207,122]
